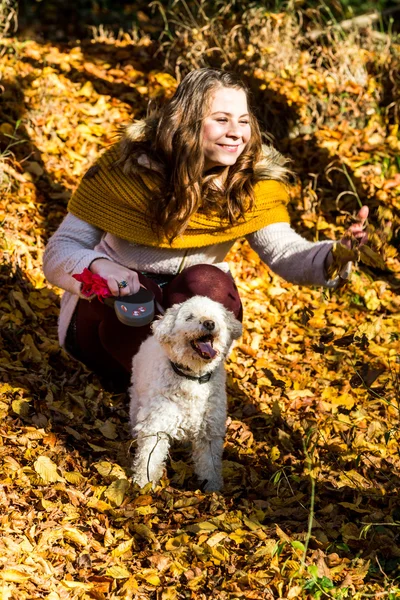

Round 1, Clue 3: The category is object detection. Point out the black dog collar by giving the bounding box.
[170,361,212,384]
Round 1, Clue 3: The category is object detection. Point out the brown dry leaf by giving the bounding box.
[148,554,172,572]
[18,334,42,363]
[287,586,303,599]
[10,291,37,319]
[359,245,387,270]
[97,419,118,440]
[326,243,359,280]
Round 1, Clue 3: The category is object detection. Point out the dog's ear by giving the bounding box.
[225,310,243,341]
[151,305,179,342]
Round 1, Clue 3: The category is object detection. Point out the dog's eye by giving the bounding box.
[185,314,194,321]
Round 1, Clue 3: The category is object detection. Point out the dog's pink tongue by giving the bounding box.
[198,342,217,358]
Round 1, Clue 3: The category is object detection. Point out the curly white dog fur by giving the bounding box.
[129,295,242,491]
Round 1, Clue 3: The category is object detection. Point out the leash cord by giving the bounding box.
[146,431,171,483]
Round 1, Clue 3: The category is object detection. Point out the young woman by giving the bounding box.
[43,68,368,389]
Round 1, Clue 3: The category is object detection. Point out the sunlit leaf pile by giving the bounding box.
[1,6,400,598]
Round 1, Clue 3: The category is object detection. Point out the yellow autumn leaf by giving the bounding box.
[364,289,381,311]
[104,528,114,547]
[331,393,355,409]
[206,532,227,547]
[64,471,85,485]
[229,529,248,544]
[11,399,30,417]
[87,498,112,512]
[243,516,263,531]
[209,544,230,562]
[270,446,280,461]
[34,455,63,483]
[121,576,139,592]
[255,357,269,368]
[152,72,177,89]
[95,460,127,480]
[337,470,371,489]
[161,587,179,600]
[106,565,131,579]
[111,538,134,558]
[169,561,186,577]
[1,568,30,582]
[104,478,130,506]
[134,504,157,516]
[61,580,93,590]
[173,496,201,508]
[78,81,95,97]
[41,499,57,510]
[133,523,156,541]
[19,537,34,552]
[0,383,21,395]
[321,388,355,409]
[187,575,205,590]
[165,534,191,551]
[186,521,218,534]
[138,570,161,586]
[63,527,89,547]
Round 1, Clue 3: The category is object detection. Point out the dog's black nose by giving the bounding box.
[203,320,215,331]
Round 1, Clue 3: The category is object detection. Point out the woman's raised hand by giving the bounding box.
[325,205,370,280]
[341,205,369,248]
[89,259,141,297]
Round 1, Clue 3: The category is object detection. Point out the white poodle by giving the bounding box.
[129,295,242,491]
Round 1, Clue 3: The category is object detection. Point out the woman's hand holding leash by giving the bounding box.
[89,258,141,297]
[74,261,155,326]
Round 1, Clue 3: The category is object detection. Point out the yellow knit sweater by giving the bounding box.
[68,144,290,249]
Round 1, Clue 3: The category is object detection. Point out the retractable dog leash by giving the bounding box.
[104,287,155,327]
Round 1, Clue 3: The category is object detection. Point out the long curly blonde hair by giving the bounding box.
[118,69,284,242]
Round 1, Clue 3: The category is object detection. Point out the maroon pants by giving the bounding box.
[66,264,242,389]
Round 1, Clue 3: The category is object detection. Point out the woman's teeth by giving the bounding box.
[218,145,239,152]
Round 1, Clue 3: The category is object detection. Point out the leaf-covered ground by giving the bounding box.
[1,10,400,599]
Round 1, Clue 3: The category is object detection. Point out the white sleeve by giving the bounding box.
[246,222,338,287]
[42,213,112,296]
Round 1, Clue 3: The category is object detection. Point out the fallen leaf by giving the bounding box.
[34,455,64,483]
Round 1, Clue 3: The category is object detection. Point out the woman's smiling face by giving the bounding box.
[202,86,251,171]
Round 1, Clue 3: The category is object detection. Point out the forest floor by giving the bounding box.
[1,7,400,599]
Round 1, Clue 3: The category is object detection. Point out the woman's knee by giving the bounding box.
[164,264,243,320]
